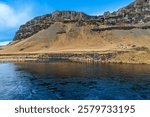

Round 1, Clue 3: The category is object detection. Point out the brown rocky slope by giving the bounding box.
[0,0,150,64]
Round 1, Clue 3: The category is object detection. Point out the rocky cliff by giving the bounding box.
[13,11,93,41]
[13,0,150,41]
[103,0,150,24]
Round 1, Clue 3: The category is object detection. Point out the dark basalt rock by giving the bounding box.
[51,11,91,21]
[91,26,150,32]
[13,11,92,41]
[13,0,150,41]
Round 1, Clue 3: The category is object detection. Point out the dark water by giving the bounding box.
[0,61,150,100]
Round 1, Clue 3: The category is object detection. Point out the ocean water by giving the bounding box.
[0,61,150,100]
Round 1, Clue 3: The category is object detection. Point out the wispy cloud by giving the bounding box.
[0,2,32,30]
[0,41,10,46]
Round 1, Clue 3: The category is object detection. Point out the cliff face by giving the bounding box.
[13,11,93,41]
[103,0,150,24]
[13,0,150,41]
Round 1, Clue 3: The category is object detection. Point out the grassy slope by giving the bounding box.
[0,23,150,64]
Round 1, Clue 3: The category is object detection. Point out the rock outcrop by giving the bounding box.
[13,11,94,41]
[13,0,150,41]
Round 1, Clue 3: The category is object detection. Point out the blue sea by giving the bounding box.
[0,62,150,100]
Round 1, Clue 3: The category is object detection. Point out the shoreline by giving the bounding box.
[0,50,150,64]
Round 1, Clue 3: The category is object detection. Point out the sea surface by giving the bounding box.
[0,61,150,100]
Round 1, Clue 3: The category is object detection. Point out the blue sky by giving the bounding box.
[0,0,134,46]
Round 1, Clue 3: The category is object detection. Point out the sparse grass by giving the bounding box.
[133,46,149,52]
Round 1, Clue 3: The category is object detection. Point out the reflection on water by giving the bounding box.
[0,61,150,100]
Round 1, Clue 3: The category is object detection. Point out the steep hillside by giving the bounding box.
[1,22,150,53]
[0,0,150,64]
[11,0,150,41]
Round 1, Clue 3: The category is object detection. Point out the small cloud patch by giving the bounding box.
[0,41,10,46]
[0,3,32,30]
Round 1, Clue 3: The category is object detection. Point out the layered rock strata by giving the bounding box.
[13,0,150,41]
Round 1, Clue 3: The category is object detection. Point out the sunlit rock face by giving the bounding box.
[134,0,150,7]
[13,0,150,41]
[13,11,92,41]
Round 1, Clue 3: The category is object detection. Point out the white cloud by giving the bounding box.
[0,41,10,46]
[0,3,32,30]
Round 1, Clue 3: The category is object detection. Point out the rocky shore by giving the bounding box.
[0,49,150,64]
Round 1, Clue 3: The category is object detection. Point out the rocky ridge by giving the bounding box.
[13,0,150,41]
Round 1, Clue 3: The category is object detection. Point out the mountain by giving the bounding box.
[13,0,150,41]
[0,0,150,64]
